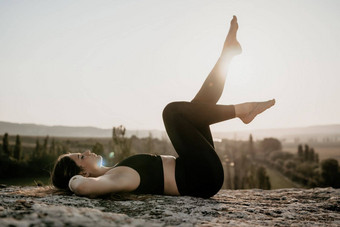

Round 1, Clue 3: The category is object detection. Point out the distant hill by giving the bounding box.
[213,124,340,143]
[0,121,165,139]
[1,121,340,143]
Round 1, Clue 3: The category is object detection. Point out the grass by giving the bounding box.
[265,167,301,189]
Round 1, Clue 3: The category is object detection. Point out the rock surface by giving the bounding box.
[0,186,339,226]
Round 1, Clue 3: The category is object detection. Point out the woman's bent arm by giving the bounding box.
[69,167,140,197]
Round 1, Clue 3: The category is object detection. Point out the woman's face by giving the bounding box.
[68,150,102,177]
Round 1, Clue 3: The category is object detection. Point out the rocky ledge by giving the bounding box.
[0,186,339,226]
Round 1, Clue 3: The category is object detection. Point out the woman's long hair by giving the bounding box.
[51,155,83,190]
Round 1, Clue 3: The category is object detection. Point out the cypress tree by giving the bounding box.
[248,134,254,157]
[49,138,56,156]
[304,144,309,162]
[309,148,315,162]
[2,133,10,156]
[14,135,21,161]
[298,144,303,160]
[34,139,41,158]
[42,136,49,156]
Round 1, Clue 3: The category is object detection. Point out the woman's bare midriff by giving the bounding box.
[160,155,180,196]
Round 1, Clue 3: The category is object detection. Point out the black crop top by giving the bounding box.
[114,154,164,195]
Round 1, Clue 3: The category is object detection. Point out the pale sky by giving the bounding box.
[1,0,339,133]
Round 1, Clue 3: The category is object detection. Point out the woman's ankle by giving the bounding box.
[219,54,233,62]
[234,103,248,118]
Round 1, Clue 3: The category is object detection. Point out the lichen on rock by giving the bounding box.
[0,186,339,226]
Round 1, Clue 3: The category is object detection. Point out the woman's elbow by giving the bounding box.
[73,182,92,196]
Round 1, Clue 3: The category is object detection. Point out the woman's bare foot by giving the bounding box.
[235,99,276,124]
[222,15,242,57]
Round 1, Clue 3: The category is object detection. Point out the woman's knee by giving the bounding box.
[162,102,185,120]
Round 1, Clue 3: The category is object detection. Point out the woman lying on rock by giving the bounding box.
[51,16,275,199]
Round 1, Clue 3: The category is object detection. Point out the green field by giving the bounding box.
[265,167,301,189]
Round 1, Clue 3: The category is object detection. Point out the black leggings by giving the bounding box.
[162,55,236,198]
[163,102,235,198]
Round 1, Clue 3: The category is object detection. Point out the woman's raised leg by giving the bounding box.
[189,15,242,146]
[192,15,242,104]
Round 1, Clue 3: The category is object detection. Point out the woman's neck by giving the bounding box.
[91,166,113,177]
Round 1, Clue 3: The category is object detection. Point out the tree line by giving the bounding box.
[260,138,339,188]
[1,130,339,188]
